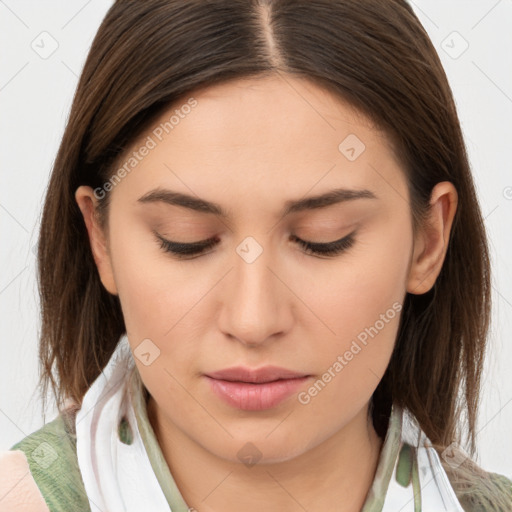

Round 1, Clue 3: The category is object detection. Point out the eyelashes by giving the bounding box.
[155,233,219,258]
[289,233,355,257]
[154,231,356,260]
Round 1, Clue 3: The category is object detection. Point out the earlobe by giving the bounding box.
[406,182,458,295]
[75,186,118,295]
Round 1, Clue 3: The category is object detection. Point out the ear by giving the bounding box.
[407,181,458,295]
[75,186,118,295]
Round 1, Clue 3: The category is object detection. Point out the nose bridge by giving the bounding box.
[220,235,289,345]
[235,236,274,300]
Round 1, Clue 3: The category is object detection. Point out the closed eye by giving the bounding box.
[290,233,355,257]
[154,230,356,260]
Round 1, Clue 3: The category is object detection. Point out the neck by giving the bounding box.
[147,398,384,512]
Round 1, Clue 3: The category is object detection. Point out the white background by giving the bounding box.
[1,0,511,477]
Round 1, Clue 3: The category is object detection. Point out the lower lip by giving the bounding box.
[204,376,310,411]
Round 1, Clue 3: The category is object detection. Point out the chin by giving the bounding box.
[199,427,314,467]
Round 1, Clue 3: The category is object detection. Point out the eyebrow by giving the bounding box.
[137,187,377,218]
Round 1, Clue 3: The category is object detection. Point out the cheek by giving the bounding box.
[293,216,411,400]
[107,217,207,343]
[295,214,411,335]
[107,224,209,407]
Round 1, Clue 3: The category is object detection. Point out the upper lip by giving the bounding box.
[205,366,309,383]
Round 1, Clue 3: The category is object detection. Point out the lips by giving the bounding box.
[204,366,311,410]
[205,365,308,383]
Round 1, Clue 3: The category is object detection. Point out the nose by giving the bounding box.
[217,240,293,348]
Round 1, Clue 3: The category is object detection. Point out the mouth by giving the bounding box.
[203,366,311,410]
[205,365,309,383]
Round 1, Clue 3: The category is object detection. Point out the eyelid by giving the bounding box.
[291,231,356,257]
[153,230,218,256]
[153,229,357,260]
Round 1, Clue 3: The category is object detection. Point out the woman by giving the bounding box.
[1,0,511,511]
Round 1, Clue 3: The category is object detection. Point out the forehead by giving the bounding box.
[175,74,382,153]
[109,74,407,214]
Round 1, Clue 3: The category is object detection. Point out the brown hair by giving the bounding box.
[36,0,509,507]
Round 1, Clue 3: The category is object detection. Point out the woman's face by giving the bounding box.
[78,75,444,464]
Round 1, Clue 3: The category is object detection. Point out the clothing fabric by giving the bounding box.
[4,334,511,512]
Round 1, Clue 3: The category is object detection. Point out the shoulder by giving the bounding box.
[2,408,91,512]
[447,464,512,512]
[463,471,512,512]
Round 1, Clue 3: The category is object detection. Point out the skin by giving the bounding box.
[76,74,457,512]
